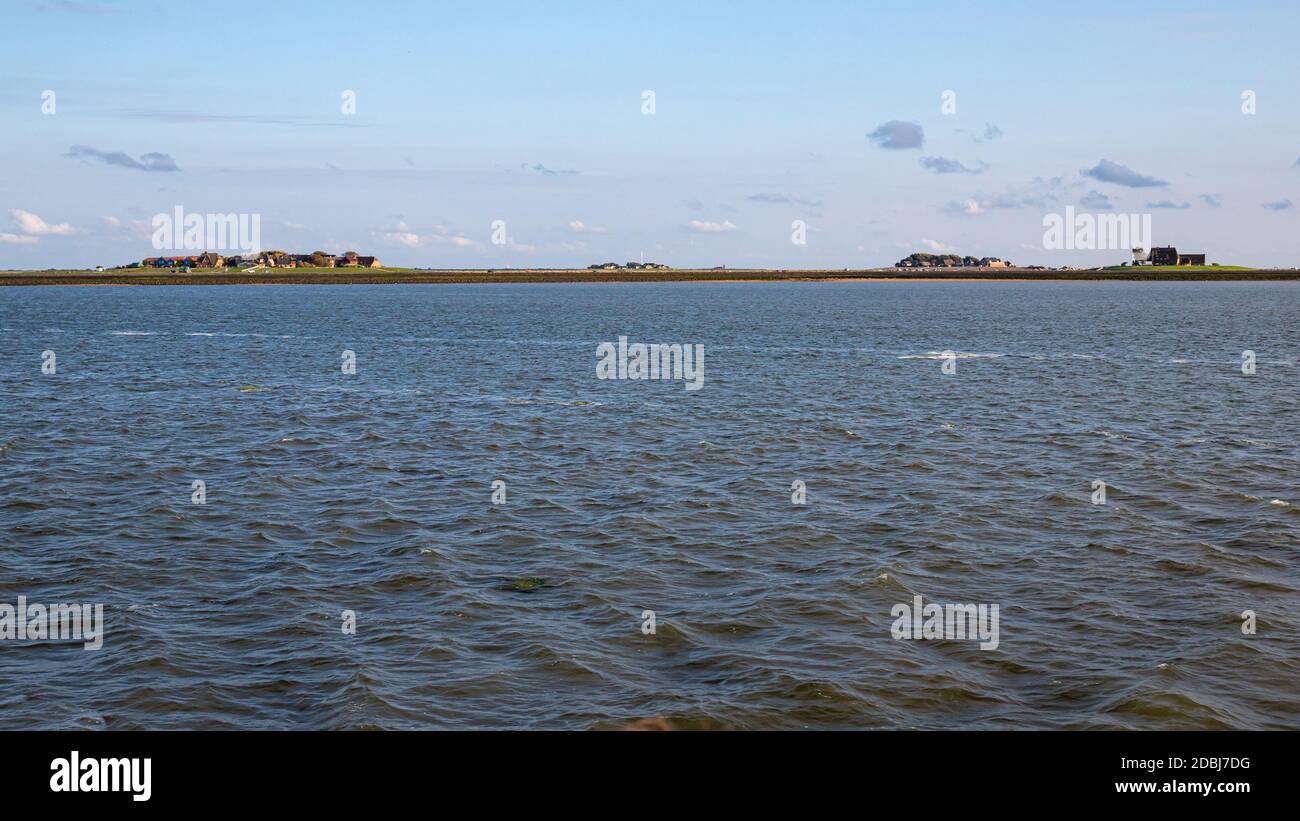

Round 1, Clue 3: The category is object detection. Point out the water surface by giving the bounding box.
[1,282,1297,729]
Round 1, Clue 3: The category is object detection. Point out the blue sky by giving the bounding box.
[2,0,1298,268]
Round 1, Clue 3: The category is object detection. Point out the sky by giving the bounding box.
[2,0,1298,269]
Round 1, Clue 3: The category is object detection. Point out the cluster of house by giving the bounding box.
[137,251,381,269]
[895,253,1012,269]
[1133,246,1206,266]
[587,261,671,270]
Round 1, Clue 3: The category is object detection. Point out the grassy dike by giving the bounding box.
[2,266,1299,286]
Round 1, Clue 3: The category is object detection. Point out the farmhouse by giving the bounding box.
[140,250,381,270]
[895,253,1013,269]
[143,256,199,268]
[336,252,380,267]
[1146,246,1206,266]
[588,261,671,270]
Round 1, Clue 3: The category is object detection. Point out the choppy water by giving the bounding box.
[1,282,1297,730]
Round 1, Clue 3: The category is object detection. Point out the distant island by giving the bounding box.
[587,261,671,270]
[895,253,1014,269]
[3,264,1295,287]
[129,250,381,270]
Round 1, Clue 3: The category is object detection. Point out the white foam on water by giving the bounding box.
[185,332,296,338]
[507,398,603,406]
[899,351,1005,360]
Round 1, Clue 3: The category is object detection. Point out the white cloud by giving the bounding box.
[1078,190,1113,210]
[948,176,1074,216]
[11,209,74,236]
[429,224,482,249]
[0,233,39,244]
[921,238,956,252]
[102,215,154,241]
[688,219,737,233]
[568,220,607,234]
[373,220,486,249]
[374,221,425,247]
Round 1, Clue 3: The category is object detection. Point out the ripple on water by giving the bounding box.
[1,282,1298,729]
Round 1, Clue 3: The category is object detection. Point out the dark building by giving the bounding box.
[1148,246,1207,266]
[1149,246,1179,265]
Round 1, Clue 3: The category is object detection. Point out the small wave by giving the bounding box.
[1270,499,1291,507]
[899,351,1004,360]
[507,398,603,407]
[185,332,295,338]
[1022,352,1100,361]
[110,331,157,336]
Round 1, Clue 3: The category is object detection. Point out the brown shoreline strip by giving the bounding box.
[3,268,1300,286]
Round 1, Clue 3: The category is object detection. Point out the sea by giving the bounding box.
[1,281,1297,729]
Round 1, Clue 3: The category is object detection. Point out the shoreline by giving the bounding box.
[3,267,1300,287]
